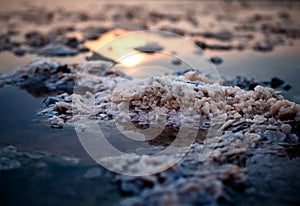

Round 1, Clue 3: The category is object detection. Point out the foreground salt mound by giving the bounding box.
[107,73,299,126]
[39,68,300,146]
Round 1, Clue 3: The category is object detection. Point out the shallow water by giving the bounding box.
[0,86,91,159]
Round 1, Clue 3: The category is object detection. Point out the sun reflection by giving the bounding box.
[119,53,144,67]
[85,29,148,68]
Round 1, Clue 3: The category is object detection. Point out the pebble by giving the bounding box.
[271,77,285,88]
[134,42,163,54]
[65,37,79,48]
[283,84,292,91]
[56,64,71,73]
[14,48,26,56]
[171,59,181,65]
[252,41,273,52]
[37,43,78,56]
[195,41,233,50]
[210,56,223,65]
[79,46,90,52]
[25,31,49,47]
[203,31,233,41]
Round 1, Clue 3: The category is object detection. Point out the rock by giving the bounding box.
[203,31,233,41]
[249,82,260,90]
[83,167,102,179]
[83,27,108,40]
[65,37,79,48]
[56,64,71,73]
[7,29,19,36]
[195,41,207,49]
[134,42,163,54]
[172,59,181,65]
[271,77,284,88]
[13,48,26,56]
[0,35,14,51]
[37,43,78,56]
[79,46,90,52]
[210,56,223,65]
[25,31,49,47]
[253,41,273,52]
[195,41,233,51]
[283,84,292,91]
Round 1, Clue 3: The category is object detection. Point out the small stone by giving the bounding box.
[134,42,163,54]
[37,43,78,56]
[195,41,207,49]
[253,42,273,52]
[172,59,181,65]
[65,37,79,48]
[210,56,223,65]
[271,77,284,88]
[56,65,71,73]
[83,167,102,179]
[249,82,260,90]
[14,48,26,56]
[25,31,49,47]
[7,29,19,36]
[203,31,233,41]
[283,84,292,91]
[79,47,90,52]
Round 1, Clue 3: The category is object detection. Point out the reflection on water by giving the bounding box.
[0,86,91,159]
[84,29,220,81]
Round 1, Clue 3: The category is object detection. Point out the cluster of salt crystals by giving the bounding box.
[43,68,300,139]
[100,71,300,128]
[104,75,227,127]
